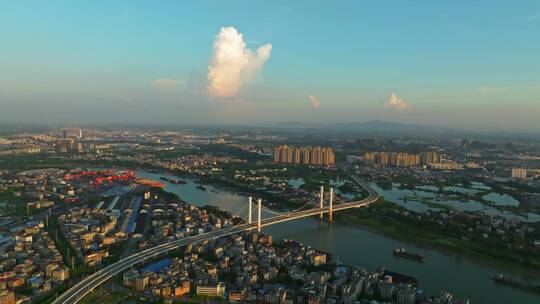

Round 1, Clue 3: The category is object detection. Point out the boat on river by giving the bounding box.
[393,248,425,262]
[492,274,540,293]
[159,177,187,184]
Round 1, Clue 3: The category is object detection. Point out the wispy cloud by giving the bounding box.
[152,78,177,91]
[308,95,321,109]
[384,93,409,110]
[207,26,272,98]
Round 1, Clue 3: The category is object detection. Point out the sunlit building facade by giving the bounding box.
[274,145,335,166]
[363,151,442,167]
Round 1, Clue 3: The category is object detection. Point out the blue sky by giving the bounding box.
[1,1,539,130]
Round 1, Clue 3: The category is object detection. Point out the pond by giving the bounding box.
[482,193,520,207]
[372,182,538,222]
[287,178,305,189]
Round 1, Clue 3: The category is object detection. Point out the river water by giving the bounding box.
[137,171,540,304]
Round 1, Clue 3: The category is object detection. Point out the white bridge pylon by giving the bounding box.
[257,198,262,232]
[244,197,260,230]
[248,196,252,224]
[319,186,334,222]
[317,186,334,222]
[329,187,334,222]
[319,186,324,220]
[246,186,335,231]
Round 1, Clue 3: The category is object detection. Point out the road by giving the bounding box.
[52,178,379,304]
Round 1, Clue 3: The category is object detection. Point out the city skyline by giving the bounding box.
[1,1,540,131]
[1,124,540,303]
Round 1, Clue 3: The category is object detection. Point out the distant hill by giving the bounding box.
[332,120,453,134]
[275,120,540,141]
[277,120,459,137]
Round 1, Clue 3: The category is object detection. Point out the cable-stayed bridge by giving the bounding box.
[52,179,379,304]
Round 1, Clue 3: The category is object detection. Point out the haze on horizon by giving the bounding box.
[1,1,539,132]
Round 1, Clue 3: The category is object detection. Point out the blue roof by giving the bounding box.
[126,196,143,234]
[140,258,172,273]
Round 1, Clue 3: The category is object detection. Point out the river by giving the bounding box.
[137,171,540,304]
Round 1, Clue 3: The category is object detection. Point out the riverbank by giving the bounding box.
[195,174,308,211]
[183,172,540,277]
[332,204,540,277]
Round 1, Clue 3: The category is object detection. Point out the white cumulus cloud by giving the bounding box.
[384,93,409,110]
[152,79,177,91]
[207,26,272,98]
[308,95,321,109]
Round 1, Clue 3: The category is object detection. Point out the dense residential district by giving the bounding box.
[0,168,466,304]
[0,127,539,303]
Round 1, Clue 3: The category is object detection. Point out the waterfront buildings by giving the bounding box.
[428,161,464,170]
[196,283,226,298]
[511,168,528,179]
[274,145,335,166]
[363,151,442,167]
[54,139,83,154]
[121,231,467,304]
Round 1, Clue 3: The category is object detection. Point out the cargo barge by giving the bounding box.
[492,274,540,294]
[393,248,425,262]
[159,177,187,184]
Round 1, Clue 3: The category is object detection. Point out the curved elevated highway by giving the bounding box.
[52,179,379,304]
